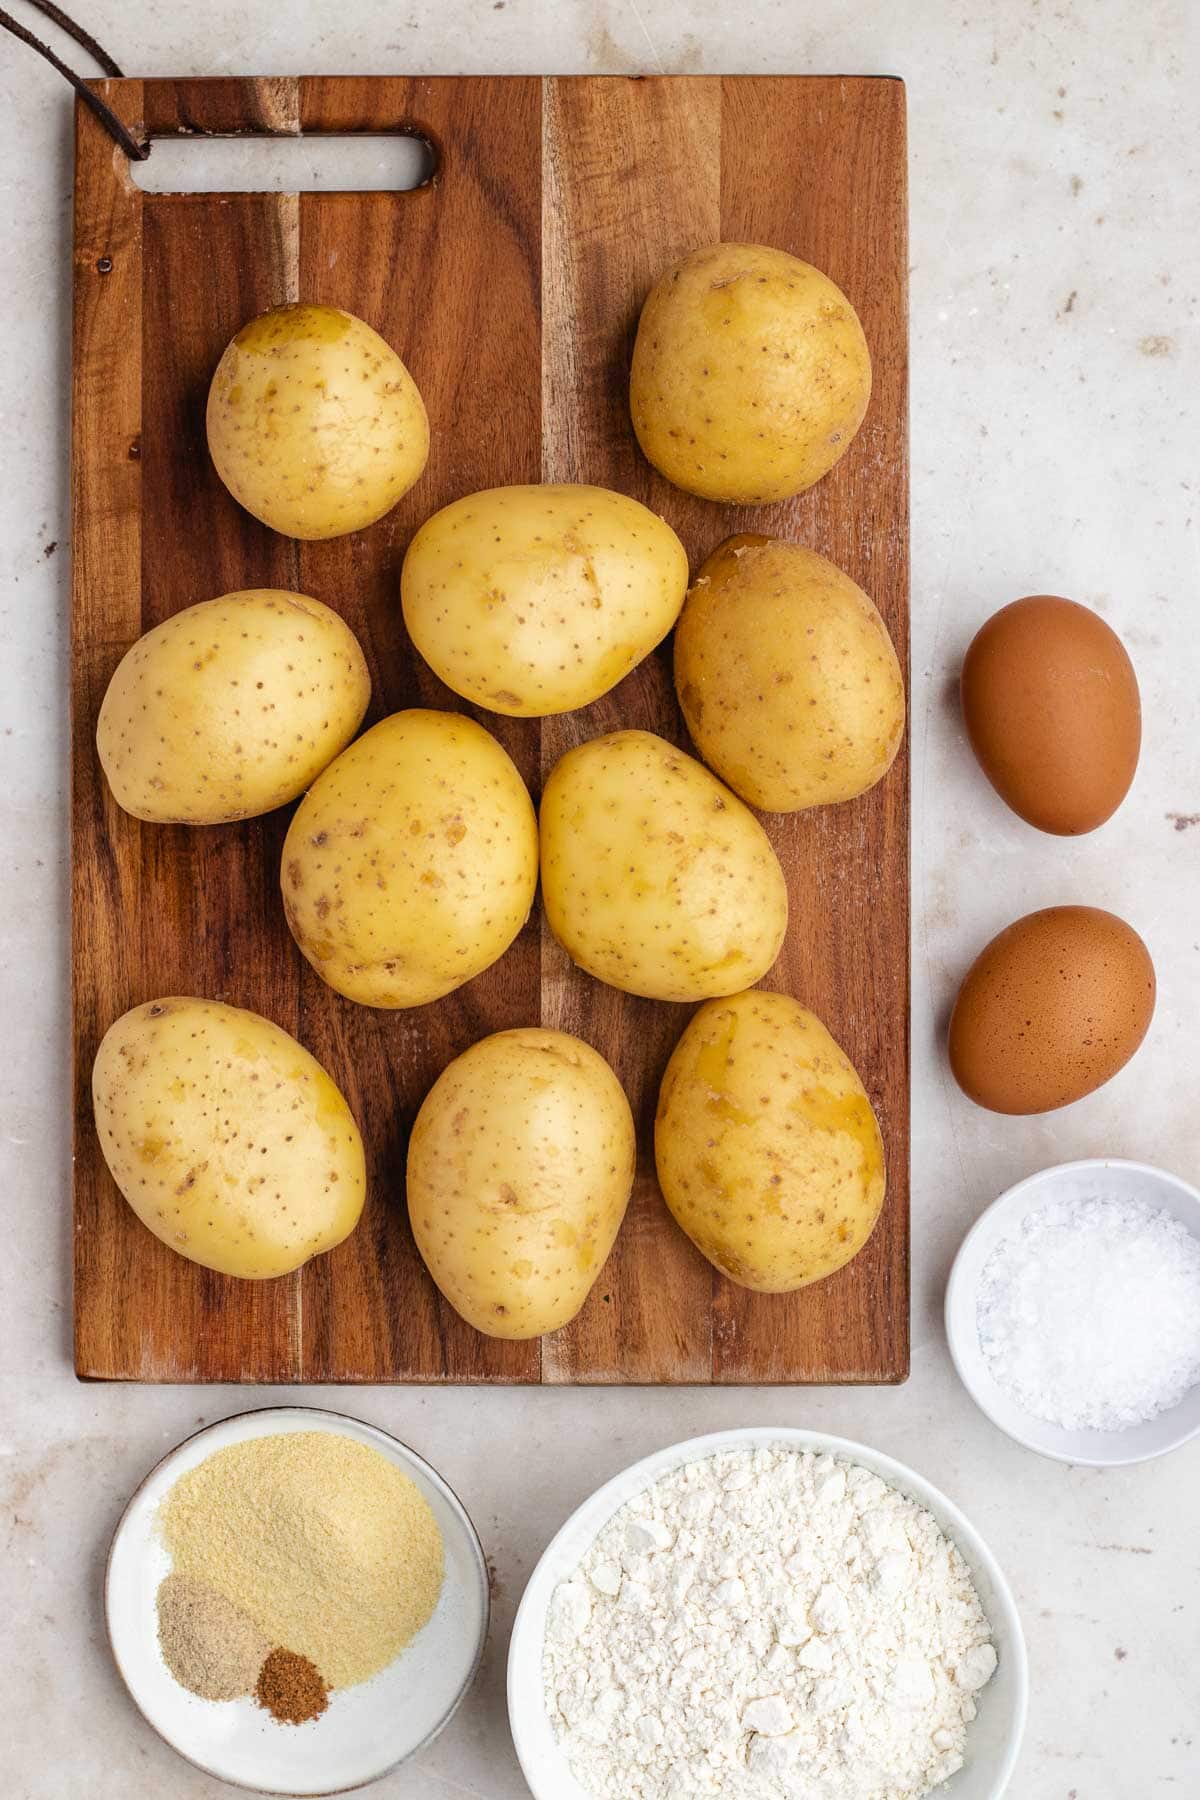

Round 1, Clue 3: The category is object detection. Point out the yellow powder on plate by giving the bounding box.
[159,1432,444,1690]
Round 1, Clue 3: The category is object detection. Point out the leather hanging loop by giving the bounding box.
[0,1,149,161]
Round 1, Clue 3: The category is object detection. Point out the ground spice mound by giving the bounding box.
[156,1570,270,1700]
[159,1431,444,1689]
[255,1647,329,1724]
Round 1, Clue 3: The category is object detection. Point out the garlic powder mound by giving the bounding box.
[159,1432,444,1689]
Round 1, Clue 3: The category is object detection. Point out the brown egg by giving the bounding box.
[948,906,1155,1114]
[961,596,1140,834]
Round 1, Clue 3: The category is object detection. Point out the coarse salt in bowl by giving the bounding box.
[946,1159,1200,1467]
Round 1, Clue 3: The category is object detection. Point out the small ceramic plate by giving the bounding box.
[946,1158,1200,1467]
[508,1427,1027,1800]
[106,1406,489,1796]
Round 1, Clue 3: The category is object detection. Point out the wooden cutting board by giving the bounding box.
[72,74,909,1384]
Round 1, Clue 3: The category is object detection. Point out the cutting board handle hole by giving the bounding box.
[131,132,438,195]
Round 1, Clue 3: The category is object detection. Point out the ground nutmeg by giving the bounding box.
[255,1647,329,1725]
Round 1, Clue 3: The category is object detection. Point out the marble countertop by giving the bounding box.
[1,2,1197,1795]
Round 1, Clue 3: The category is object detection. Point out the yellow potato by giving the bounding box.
[96,589,370,824]
[401,484,688,717]
[282,709,538,1008]
[655,989,885,1292]
[676,536,905,811]
[408,1028,635,1338]
[630,242,871,503]
[207,303,428,539]
[540,729,788,1002]
[92,997,366,1279]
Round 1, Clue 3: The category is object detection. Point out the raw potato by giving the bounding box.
[655,989,886,1292]
[206,303,428,540]
[630,242,871,504]
[401,484,688,717]
[282,709,538,1008]
[408,1028,636,1338]
[92,997,366,1279]
[96,589,370,824]
[676,536,905,811]
[540,729,788,1002]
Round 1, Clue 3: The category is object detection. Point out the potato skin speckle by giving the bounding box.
[281,709,538,1009]
[96,589,370,824]
[407,1028,635,1338]
[655,989,886,1292]
[676,535,905,812]
[401,483,688,718]
[539,728,787,1003]
[630,242,871,504]
[91,997,366,1279]
[207,303,428,540]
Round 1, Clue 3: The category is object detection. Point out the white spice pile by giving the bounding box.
[156,1570,270,1700]
[977,1194,1200,1432]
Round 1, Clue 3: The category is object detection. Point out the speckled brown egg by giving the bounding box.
[948,906,1155,1114]
[961,595,1140,834]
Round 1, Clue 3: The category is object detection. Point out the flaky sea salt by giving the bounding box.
[977,1194,1200,1431]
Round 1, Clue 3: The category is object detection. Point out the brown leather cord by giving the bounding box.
[0,1,149,159]
[22,0,122,75]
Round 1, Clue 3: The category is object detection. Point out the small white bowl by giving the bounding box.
[946,1158,1200,1468]
[508,1427,1027,1800]
[106,1405,490,1796]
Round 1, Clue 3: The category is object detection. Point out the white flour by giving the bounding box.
[544,1446,997,1800]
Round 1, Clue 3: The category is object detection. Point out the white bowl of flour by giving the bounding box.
[508,1429,1026,1800]
[946,1159,1200,1467]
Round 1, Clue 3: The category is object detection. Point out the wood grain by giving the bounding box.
[292,77,544,1384]
[712,77,910,1383]
[540,77,724,1384]
[73,75,908,1383]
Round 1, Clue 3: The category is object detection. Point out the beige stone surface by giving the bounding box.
[1,3,1196,1795]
